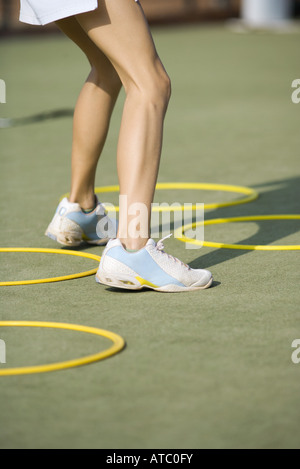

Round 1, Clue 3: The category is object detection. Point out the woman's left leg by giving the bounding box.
[45,16,122,246]
[55,16,122,210]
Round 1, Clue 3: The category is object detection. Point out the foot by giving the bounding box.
[45,197,117,247]
[96,235,213,292]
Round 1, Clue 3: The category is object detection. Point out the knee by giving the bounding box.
[127,68,171,112]
[89,65,122,98]
[157,71,172,110]
[146,70,171,111]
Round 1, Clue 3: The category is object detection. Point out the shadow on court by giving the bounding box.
[189,175,300,270]
[60,175,300,273]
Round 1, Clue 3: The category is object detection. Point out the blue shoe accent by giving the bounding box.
[106,246,185,288]
[66,211,101,241]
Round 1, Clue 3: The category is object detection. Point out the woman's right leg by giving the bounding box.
[75,0,171,250]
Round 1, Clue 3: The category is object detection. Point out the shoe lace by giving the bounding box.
[156,234,191,270]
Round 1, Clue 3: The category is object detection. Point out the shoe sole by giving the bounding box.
[95,271,213,292]
[45,229,108,247]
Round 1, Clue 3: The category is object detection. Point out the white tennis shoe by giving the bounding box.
[45,197,117,247]
[96,235,213,292]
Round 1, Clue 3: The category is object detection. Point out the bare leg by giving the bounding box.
[55,17,122,210]
[76,0,171,248]
[52,2,213,291]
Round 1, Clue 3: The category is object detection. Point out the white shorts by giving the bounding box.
[19,0,99,26]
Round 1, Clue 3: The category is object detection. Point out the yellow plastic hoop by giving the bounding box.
[0,321,125,376]
[175,215,300,250]
[0,248,101,286]
[60,182,259,212]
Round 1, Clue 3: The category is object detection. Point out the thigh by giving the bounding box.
[55,16,118,77]
[75,0,167,89]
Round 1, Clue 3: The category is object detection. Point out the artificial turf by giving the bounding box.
[0,23,299,449]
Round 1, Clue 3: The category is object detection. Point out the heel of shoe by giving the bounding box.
[45,228,82,247]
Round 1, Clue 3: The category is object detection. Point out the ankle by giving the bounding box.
[69,194,97,212]
[118,238,148,252]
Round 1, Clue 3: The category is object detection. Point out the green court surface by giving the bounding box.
[0,24,300,449]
